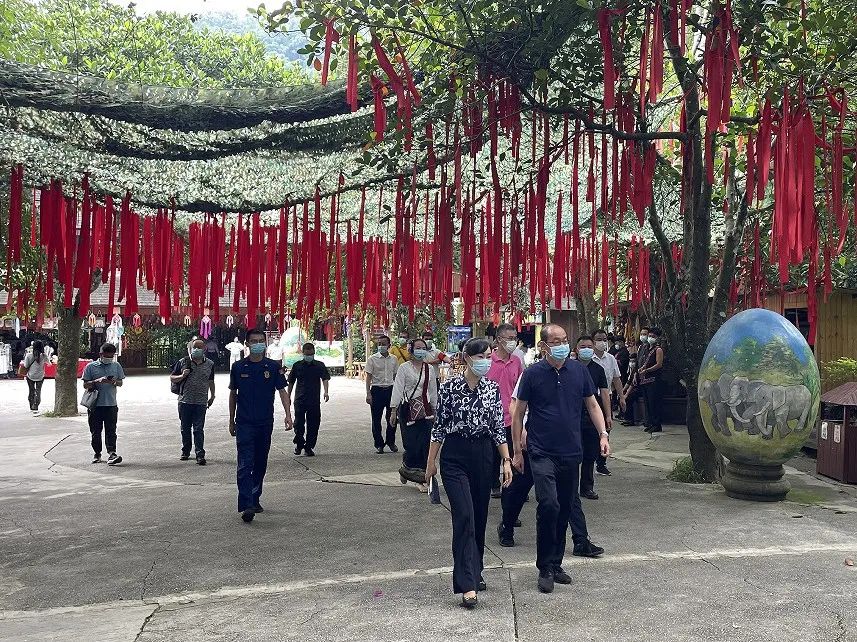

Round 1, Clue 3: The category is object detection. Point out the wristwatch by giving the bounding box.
[600,431,609,438]
[501,456,512,464]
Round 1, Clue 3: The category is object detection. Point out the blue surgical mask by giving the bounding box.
[470,358,491,377]
[100,356,114,364]
[548,344,570,361]
[578,347,595,361]
[249,343,266,355]
[191,348,205,360]
[378,346,389,355]
[413,348,428,360]
[647,336,658,345]
[303,354,314,362]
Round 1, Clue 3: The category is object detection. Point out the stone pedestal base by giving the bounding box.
[722,461,790,502]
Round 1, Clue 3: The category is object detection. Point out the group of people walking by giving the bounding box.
[72,331,332,524]
[358,322,632,606]
[18,321,664,607]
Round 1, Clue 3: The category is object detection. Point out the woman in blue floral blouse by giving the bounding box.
[426,337,512,609]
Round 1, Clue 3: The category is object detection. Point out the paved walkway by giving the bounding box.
[0,374,855,641]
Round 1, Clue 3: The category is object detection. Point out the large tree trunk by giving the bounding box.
[55,309,83,416]
[684,368,719,480]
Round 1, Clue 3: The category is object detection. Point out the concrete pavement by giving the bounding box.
[0,373,855,641]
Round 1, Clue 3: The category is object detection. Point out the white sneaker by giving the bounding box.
[107,453,123,466]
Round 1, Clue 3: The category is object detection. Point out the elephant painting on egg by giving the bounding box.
[698,373,738,435]
[727,376,813,440]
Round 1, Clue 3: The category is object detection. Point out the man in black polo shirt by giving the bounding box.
[287,342,331,457]
[512,324,609,594]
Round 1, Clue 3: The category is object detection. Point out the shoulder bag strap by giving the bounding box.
[407,364,424,401]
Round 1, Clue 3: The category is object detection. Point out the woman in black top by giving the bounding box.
[426,338,512,609]
[639,328,665,433]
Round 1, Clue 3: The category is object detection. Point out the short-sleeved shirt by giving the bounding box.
[287,359,331,404]
[171,357,215,405]
[486,350,525,426]
[82,359,126,407]
[229,357,287,426]
[515,358,596,460]
[266,344,284,361]
[23,353,47,382]
[582,359,609,423]
[593,351,621,385]
[365,352,399,387]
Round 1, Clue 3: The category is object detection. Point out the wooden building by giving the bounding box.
[763,288,857,364]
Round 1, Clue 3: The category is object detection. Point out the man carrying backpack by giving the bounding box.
[170,339,215,465]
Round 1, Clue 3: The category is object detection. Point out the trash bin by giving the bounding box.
[816,383,857,484]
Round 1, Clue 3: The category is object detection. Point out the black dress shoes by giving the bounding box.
[581,489,599,500]
[552,567,572,584]
[573,541,605,558]
[537,570,554,593]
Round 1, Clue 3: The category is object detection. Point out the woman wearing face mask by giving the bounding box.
[390,338,438,491]
[426,338,512,608]
[638,327,665,433]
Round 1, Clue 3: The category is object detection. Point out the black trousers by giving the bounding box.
[401,417,432,471]
[440,434,494,594]
[293,400,321,449]
[501,449,532,532]
[89,406,119,456]
[236,422,273,512]
[370,386,397,448]
[530,453,580,572]
[643,380,662,429]
[624,386,643,424]
[580,421,599,494]
[26,377,44,410]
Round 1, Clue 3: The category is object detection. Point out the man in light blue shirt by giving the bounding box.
[82,343,126,465]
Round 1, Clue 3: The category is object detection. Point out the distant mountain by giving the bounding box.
[194,12,307,64]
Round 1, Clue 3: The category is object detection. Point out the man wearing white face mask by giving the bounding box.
[591,329,624,476]
[511,324,609,594]
[82,343,125,465]
[485,323,524,499]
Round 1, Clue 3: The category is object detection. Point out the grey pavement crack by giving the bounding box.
[700,557,721,572]
[141,540,175,603]
[133,604,161,642]
[295,607,323,627]
[272,445,324,480]
[506,568,520,642]
[833,610,847,642]
[43,434,73,471]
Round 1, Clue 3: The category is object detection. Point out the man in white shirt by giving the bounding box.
[592,328,624,476]
[365,335,400,453]
[266,338,284,367]
[225,336,245,368]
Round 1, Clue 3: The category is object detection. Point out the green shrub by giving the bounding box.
[667,457,709,484]
[820,358,857,393]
